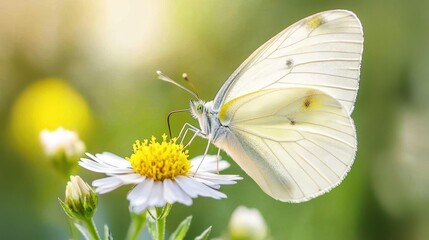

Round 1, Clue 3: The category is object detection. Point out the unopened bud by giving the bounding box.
[228,206,268,240]
[60,175,97,220]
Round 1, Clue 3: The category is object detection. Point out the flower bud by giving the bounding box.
[60,175,97,220]
[228,206,268,240]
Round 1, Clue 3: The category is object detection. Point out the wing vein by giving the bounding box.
[293,142,336,184]
[280,39,363,51]
[304,137,349,166]
[267,50,361,59]
[261,138,303,197]
[296,141,340,179]
[279,141,323,191]
[276,81,357,91]
[298,129,355,148]
[288,71,357,81]
[295,121,355,137]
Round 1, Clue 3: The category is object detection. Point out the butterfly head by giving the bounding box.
[190,100,216,136]
[190,99,206,119]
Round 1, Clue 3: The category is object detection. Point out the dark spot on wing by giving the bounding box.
[304,97,312,109]
[285,59,294,69]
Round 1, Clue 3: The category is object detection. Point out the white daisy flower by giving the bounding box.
[40,127,85,175]
[40,127,85,157]
[79,134,241,213]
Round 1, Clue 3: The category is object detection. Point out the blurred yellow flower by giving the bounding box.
[8,78,92,160]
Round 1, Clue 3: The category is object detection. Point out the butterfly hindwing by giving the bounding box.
[216,88,356,202]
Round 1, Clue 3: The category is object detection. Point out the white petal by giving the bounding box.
[190,155,231,172]
[175,176,226,199]
[127,179,154,206]
[79,158,109,173]
[91,173,146,194]
[146,181,166,207]
[132,203,148,214]
[192,177,221,189]
[95,152,131,168]
[107,173,145,184]
[173,176,198,198]
[215,161,231,171]
[163,179,192,206]
[190,155,216,170]
[193,172,242,185]
[92,177,124,194]
[79,153,133,174]
[128,180,167,208]
[79,160,132,174]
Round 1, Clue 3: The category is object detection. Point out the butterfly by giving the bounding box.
[158,9,363,202]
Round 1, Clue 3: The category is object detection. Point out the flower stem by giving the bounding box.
[156,207,166,240]
[83,218,101,240]
[126,211,147,240]
[67,218,80,240]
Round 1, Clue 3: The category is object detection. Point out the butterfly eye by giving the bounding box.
[196,104,204,114]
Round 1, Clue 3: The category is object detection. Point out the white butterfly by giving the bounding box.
[158,9,363,202]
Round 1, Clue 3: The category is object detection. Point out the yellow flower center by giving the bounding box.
[128,134,190,181]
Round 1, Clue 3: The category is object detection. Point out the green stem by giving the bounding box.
[83,217,101,240]
[156,207,166,240]
[126,212,147,240]
[67,218,80,240]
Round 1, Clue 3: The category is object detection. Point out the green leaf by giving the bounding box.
[58,198,74,219]
[104,225,113,240]
[147,218,157,240]
[168,216,192,240]
[194,226,212,240]
[160,204,172,219]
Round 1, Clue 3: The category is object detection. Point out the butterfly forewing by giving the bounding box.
[213,10,363,114]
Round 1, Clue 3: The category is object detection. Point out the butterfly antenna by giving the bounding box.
[157,70,199,99]
[181,73,199,98]
[167,109,189,138]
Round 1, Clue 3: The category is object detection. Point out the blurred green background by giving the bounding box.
[1,0,429,239]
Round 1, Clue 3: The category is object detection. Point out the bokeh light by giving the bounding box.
[8,78,91,160]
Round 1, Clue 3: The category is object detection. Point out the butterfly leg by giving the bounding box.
[192,137,213,176]
[177,122,200,144]
[176,123,214,175]
[183,130,200,149]
[216,147,221,174]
